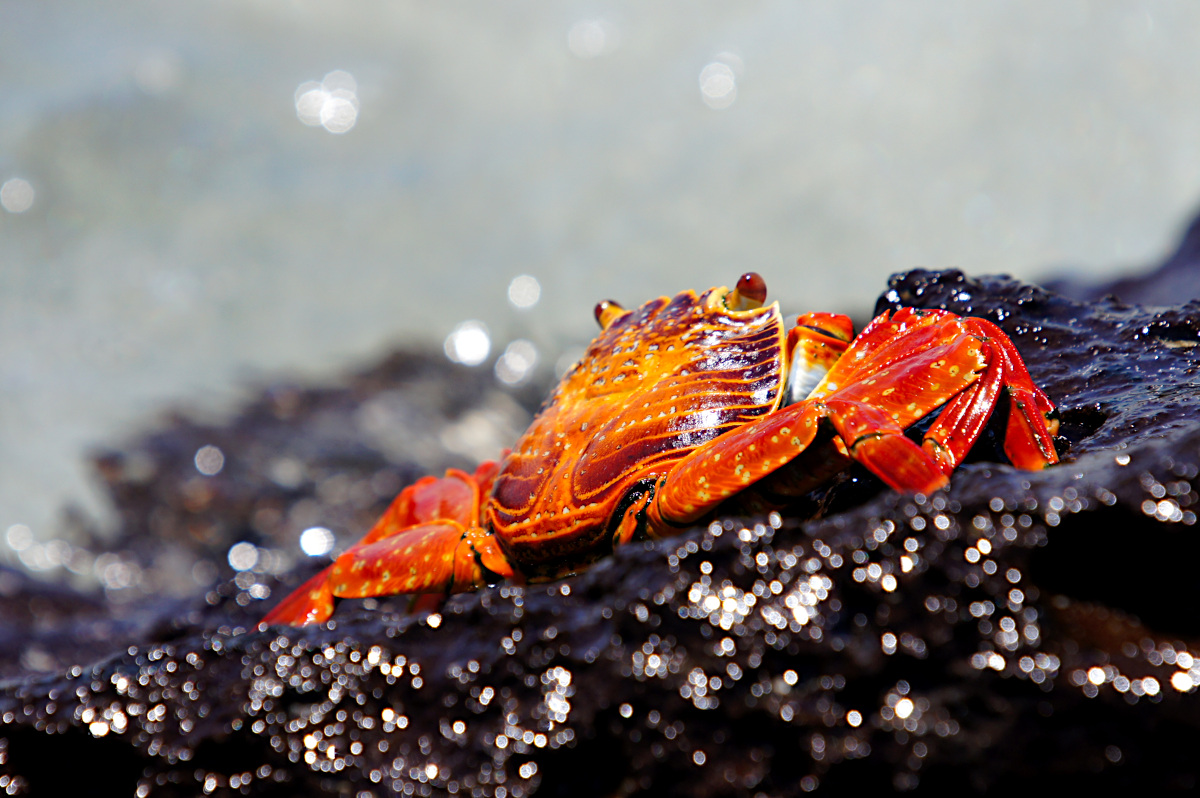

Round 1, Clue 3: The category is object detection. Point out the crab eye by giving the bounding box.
[594,299,625,330]
[727,272,768,311]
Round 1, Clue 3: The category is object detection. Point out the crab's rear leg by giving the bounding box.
[258,565,340,627]
[325,521,515,601]
[260,520,516,628]
[259,463,503,628]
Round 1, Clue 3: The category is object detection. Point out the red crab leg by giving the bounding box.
[651,331,990,526]
[807,310,967,402]
[651,395,951,530]
[811,312,1058,474]
[920,320,1059,473]
[961,319,1058,468]
[258,566,339,627]
[810,308,954,389]
[822,397,950,494]
[651,402,827,527]
[919,341,1006,474]
[324,521,514,598]
[260,463,504,628]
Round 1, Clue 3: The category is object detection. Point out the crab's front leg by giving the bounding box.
[259,462,515,628]
[648,396,952,531]
[646,330,994,528]
[814,309,1057,474]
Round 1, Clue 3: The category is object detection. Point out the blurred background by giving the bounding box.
[3,1,1200,551]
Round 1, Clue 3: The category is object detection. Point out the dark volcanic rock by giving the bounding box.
[4,264,1200,797]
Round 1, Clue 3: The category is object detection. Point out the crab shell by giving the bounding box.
[486,284,786,581]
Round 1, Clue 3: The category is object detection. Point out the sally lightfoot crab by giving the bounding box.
[261,273,1058,627]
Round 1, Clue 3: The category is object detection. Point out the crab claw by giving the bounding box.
[795,312,854,343]
[786,312,855,403]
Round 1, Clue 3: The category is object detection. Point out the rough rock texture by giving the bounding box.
[4,252,1200,796]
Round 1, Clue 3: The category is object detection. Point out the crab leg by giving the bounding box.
[651,332,990,526]
[651,394,950,530]
[920,321,1059,473]
[814,307,955,382]
[259,522,516,627]
[822,397,951,494]
[813,310,1056,469]
[326,522,514,598]
[963,319,1058,469]
[651,402,828,527]
[258,565,340,627]
[919,342,1006,474]
[260,463,507,628]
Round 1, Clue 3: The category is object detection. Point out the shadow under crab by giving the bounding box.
[4,256,1200,796]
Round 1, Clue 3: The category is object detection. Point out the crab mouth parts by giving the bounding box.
[471,550,510,590]
[786,361,830,405]
[608,479,659,544]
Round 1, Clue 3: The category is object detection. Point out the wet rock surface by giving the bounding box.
[4,253,1200,796]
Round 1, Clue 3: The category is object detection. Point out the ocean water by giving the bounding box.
[3,1,1200,549]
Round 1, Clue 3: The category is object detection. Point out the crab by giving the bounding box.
[261,273,1058,627]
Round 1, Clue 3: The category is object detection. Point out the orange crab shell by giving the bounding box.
[486,285,788,580]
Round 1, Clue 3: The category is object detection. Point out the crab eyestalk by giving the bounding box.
[594,299,626,330]
[726,272,768,311]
